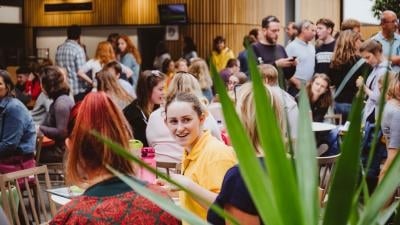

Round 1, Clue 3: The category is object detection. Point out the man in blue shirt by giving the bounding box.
[372,10,400,73]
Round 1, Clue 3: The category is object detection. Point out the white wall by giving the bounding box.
[36,26,138,63]
[0,6,22,24]
[343,0,380,25]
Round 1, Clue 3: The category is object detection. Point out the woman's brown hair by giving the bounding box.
[40,66,70,100]
[96,70,133,105]
[306,73,333,108]
[330,30,361,69]
[66,92,134,185]
[136,70,166,117]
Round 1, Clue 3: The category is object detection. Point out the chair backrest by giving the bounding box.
[324,114,342,125]
[0,165,56,225]
[35,134,44,164]
[317,154,340,206]
[156,161,179,177]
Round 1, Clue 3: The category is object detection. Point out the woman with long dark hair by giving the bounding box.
[123,70,165,147]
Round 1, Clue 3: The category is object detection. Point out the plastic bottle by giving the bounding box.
[128,139,143,158]
[140,147,156,184]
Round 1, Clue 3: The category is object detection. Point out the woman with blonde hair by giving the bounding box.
[146,72,221,163]
[328,30,370,123]
[78,41,133,89]
[117,34,142,90]
[379,77,400,182]
[206,83,285,225]
[50,92,179,225]
[188,58,213,102]
[95,70,134,110]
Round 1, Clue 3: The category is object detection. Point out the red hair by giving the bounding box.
[94,41,116,65]
[66,92,134,185]
[118,34,142,64]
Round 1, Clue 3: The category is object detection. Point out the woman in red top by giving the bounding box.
[50,92,179,225]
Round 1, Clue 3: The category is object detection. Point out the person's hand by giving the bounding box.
[28,73,35,81]
[356,76,364,88]
[275,57,296,68]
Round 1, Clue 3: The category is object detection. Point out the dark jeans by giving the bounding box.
[316,128,340,156]
[334,102,352,124]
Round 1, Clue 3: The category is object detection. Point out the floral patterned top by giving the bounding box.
[50,177,180,225]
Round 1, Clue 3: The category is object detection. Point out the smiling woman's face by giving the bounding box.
[165,101,205,149]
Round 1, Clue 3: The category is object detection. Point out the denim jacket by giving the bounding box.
[0,97,36,157]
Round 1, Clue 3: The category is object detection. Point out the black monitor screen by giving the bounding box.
[158,4,188,25]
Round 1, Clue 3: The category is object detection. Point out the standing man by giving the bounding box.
[285,21,298,43]
[286,20,316,95]
[252,15,296,84]
[372,10,400,72]
[315,18,336,75]
[55,24,87,101]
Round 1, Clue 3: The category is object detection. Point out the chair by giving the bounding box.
[35,134,44,163]
[0,165,57,225]
[317,154,340,207]
[35,135,65,186]
[324,113,342,125]
[156,162,181,177]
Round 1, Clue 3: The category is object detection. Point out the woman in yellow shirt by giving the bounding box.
[210,36,235,72]
[164,92,237,224]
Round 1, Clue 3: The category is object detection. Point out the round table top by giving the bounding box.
[312,122,337,132]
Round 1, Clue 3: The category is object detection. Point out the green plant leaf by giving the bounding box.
[375,200,399,225]
[295,87,319,225]
[323,89,365,225]
[246,43,305,225]
[210,54,283,225]
[91,131,241,225]
[107,166,210,225]
[358,152,400,225]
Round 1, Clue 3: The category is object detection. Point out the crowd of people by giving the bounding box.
[0,9,399,225]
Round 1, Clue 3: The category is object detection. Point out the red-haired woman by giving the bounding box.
[77,41,133,91]
[117,34,142,90]
[50,92,179,225]
[123,70,166,147]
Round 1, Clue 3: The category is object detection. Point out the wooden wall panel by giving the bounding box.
[23,0,292,61]
[361,25,380,39]
[25,0,123,27]
[298,0,341,33]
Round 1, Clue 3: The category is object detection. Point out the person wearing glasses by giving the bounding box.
[123,70,165,147]
[252,15,296,86]
[372,10,400,73]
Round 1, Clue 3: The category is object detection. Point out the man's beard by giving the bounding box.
[265,36,276,45]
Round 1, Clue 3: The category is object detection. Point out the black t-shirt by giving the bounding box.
[327,56,371,103]
[252,42,295,80]
[123,99,149,147]
[315,40,336,75]
[207,158,264,225]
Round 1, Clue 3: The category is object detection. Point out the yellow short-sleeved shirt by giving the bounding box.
[211,48,235,72]
[179,131,237,224]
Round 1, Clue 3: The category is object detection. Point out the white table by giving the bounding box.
[312,122,337,132]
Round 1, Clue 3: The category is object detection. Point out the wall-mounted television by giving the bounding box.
[158,4,188,25]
